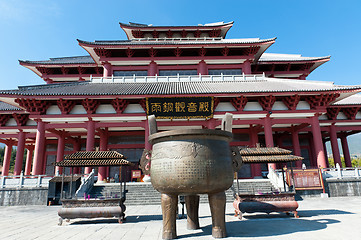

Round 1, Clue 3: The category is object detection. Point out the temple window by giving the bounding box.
[208,69,242,75]
[113,70,148,77]
[158,69,197,76]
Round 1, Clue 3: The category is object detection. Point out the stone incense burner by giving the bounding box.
[144,113,240,239]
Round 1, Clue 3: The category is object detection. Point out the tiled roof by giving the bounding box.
[78,38,276,46]
[120,21,234,28]
[259,53,330,62]
[0,78,359,97]
[239,147,292,156]
[332,94,361,105]
[238,146,303,163]
[0,101,22,111]
[55,151,133,167]
[241,155,303,163]
[49,176,82,182]
[19,56,95,65]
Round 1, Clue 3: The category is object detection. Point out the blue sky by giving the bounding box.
[0,0,361,89]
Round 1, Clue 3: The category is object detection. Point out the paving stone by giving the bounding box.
[0,197,360,239]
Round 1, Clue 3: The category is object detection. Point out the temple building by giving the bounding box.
[1,21,361,180]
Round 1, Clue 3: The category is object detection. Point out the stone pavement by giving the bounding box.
[0,197,360,240]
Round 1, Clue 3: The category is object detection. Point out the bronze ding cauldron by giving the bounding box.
[144,113,241,239]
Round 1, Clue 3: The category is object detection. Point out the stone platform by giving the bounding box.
[0,197,360,239]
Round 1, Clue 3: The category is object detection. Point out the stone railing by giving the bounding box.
[0,171,52,188]
[267,167,288,192]
[322,164,361,179]
[90,73,266,84]
[75,169,95,198]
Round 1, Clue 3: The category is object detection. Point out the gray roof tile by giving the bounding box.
[332,94,361,105]
[78,38,276,46]
[0,78,359,97]
[0,101,22,111]
[259,53,330,62]
[19,56,95,65]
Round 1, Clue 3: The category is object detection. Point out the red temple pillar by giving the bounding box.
[310,116,327,168]
[2,141,14,176]
[330,124,342,167]
[32,121,46,175]
[24,145,34,176]
[250,126,262,177]
[144,119,152,150]
[264,116,276,170]
[14,131,26,175]
[85,120,95,174]
[340,135,352,167]
[98,130,108,182]
[103,62,112,77]
[323,140,330,168]
[308,134,317,167]
[148,61,158,76]
[73,139,81,174]
[291,129,302,168]
[242,60,252,75]
[55,133,65,175]
[198,60,208,75]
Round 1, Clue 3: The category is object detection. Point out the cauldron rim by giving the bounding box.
[148,129,232,144]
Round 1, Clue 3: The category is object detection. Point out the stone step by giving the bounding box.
[87,179,276,205]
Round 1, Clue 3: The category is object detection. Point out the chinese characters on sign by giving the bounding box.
[146,97,214,119]
[287,169,325,190]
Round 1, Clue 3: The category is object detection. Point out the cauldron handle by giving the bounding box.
[148,115,158,135]
[221,113,233,132]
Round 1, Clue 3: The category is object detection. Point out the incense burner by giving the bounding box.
[145,114,240,239]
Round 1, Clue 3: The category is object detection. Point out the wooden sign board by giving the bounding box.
[131,170,142,179]
[287,169,325,190]
[146,97,213,119]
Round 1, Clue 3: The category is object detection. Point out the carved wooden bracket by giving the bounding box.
[82,98,100,114]
[282,95,300,110]
[198,47,207,57]
[57,99,76,114]
[0,114,11,126]
[15,98,51,114]
[230,96,248,111]
[305,93,340,109]
[209,29,221,37]
[342,107,360,120]
[61,67,69,75]
[125,48,135,58]
[111,98,129,114]
[326,108,341,120]
[181,30,188,38]
[12,114,29,126]
[245,46,260,55]
[213,97,220,110]
[36,67,53,75]
[166,30,173,38]
[258,95,276,111]
[152,30,159,38]
[94,48,111,58]
[174,48,182,57]
[139,99,147,112]
[131,30,144,38]
[221,47,229,56]
[77,66,86,74]
[148,47,157,57]
[194,30,202,38]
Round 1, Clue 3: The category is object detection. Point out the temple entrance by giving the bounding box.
[109,148,143,182]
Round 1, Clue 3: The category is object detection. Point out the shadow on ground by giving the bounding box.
[179,218,340,238]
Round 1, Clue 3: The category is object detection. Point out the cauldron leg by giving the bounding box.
[185,195,200,230]
[208,191,227,238]
[161,193,178,240]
